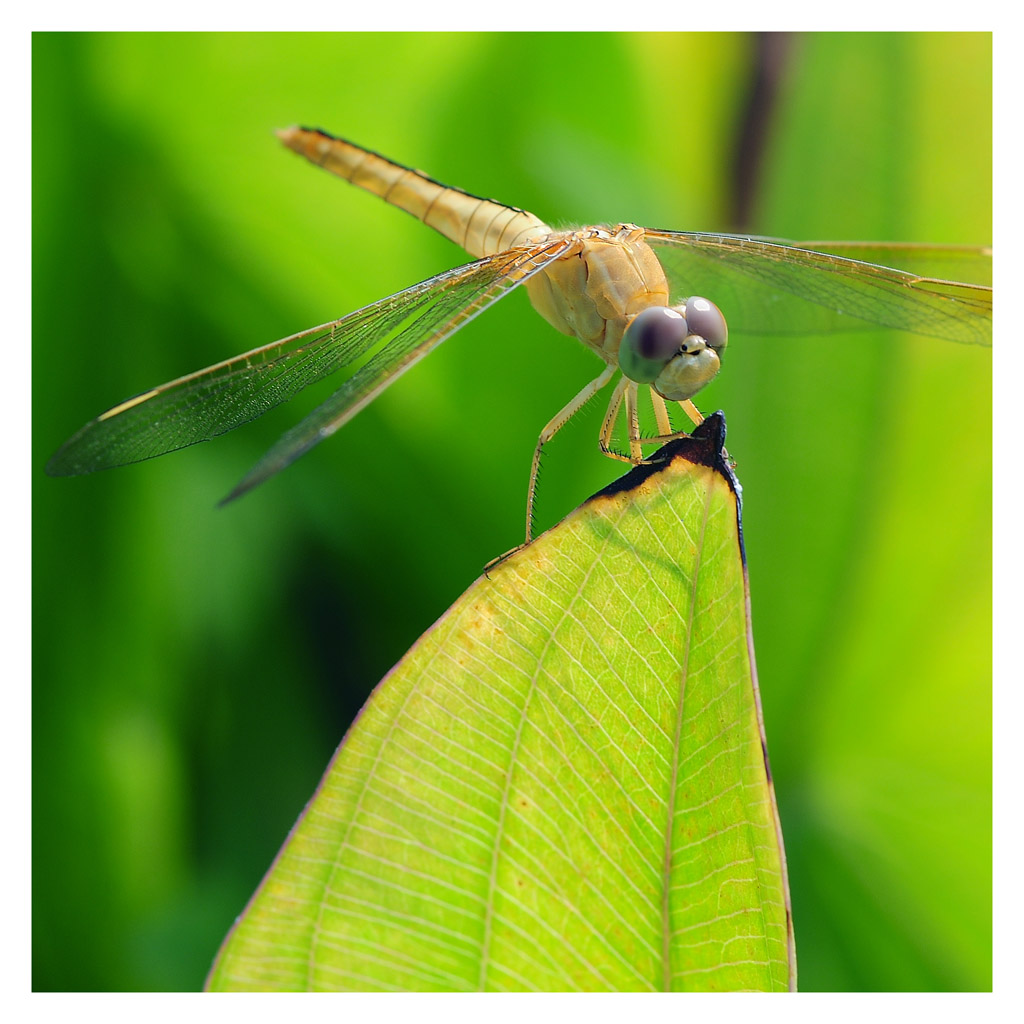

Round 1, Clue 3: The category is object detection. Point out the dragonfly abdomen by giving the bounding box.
[278,126,551,259]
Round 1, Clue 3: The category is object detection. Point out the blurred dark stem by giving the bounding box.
[730,32,793,231]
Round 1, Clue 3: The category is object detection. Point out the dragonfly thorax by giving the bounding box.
[524,224,671,364]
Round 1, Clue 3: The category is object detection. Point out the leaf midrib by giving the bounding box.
[661,470,715,991]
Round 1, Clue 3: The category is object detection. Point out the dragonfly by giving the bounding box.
[47,126,992,542]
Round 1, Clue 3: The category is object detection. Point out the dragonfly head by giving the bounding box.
[619,298,728,401]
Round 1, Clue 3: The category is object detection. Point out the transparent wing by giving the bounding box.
[643,231,992,346]
[221,238,574,503]
[47,238,572,490]
[793,241,991,287]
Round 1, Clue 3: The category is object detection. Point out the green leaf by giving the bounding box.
[206,414,794,992]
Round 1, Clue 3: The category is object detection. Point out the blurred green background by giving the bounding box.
[32,32,991,991]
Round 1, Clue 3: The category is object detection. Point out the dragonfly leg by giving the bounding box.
[598,376,631,463]
[599,379,695,461]
[525,363,618,543]
[651,389,673,437]
[623,388,694,459]
[678,398,704,427]
[625,382,643,463]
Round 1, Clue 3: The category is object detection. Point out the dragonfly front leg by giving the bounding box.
[647,389,706,441]
[600,384,708,468]
[598,376,632,464]
[630,384,700,462]
[635,389,703,451]
[651,389,674,437]
[625,382,644,464]
[525,362,618,543]
[678,398,704,427]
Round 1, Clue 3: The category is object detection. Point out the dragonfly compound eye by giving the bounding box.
[683,296,728,353]
[619,306,689,383]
